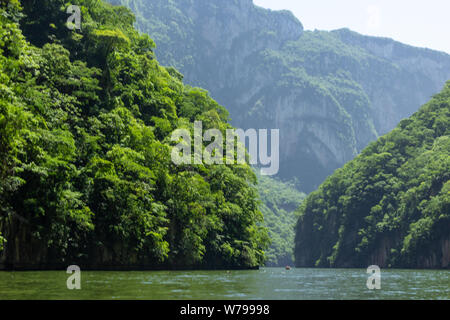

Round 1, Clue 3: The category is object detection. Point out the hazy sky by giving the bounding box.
[253,0,450,54]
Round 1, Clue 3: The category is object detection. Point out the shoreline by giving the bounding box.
[0,264,261,272]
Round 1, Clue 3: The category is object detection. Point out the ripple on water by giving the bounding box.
[0,268,448,299]
[223,293,248,298]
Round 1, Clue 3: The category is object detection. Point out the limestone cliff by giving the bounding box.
[110,0,450,192]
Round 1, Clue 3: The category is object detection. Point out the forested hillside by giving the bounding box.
[110,0,450,192]
[254,171,305,266]
[0,0,269,270]
[295,83,450,269]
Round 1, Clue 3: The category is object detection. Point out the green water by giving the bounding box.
[0,268,448,300]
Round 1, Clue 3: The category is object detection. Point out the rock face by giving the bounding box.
[333,29,450,136]
[110,0,450,192]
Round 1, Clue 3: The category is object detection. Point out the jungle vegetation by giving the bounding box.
[0,0,269,269]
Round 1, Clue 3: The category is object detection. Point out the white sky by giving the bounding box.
[253,0,450,54]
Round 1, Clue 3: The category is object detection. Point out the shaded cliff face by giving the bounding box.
[332,28,450,136]
[110,0,450,192]
[294,82,450,269]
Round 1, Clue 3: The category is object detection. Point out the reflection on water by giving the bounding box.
[0,268,448,300]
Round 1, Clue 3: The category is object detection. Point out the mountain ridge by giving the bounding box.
[109,0,450,192]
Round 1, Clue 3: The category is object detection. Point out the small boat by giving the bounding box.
[285,266,291,270]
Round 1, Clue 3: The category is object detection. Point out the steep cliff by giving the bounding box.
[295,82,450,269]
[110,0,450,192]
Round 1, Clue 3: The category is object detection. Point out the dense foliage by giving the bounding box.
[0,0,269,269]
[295,83,450,269]
[255,171,305,266]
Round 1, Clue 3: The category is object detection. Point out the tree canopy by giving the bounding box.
[0,0,269,269]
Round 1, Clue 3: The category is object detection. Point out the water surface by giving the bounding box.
[0,268,448,300]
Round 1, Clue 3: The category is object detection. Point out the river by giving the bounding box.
[0,268,448,299]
